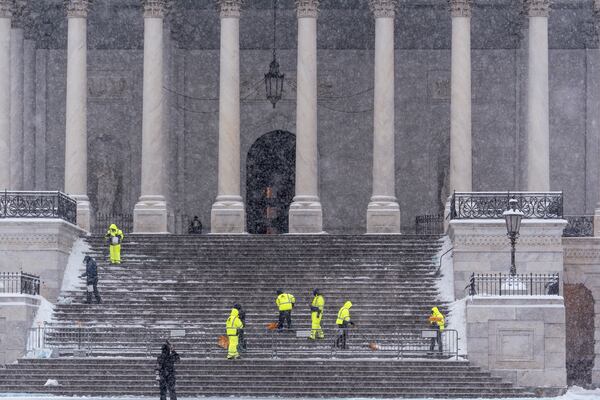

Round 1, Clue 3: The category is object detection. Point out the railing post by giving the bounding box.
[499,273,502,296]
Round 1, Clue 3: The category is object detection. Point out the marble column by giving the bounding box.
[0,1,11,189]
[64,0,92,231]
[289,0,323,234]
[210,0,246,233]
[593,1,600,237]
[10,4,24,190]
[366,0,400,233]
[449,0,472,194]
[22,37,35,190]
[526,0,550,191]
[133,0,169,233]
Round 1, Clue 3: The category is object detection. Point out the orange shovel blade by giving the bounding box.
[266,322,278,331]
[217,335,228,349]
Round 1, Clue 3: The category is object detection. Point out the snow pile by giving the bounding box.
[435,235,454,302]
[31,297,54,328]
[447,297,467,355]
[57,239,89,304]
[43,379,59,387]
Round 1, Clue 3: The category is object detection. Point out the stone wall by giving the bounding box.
[0,295,40,365]
[466,296,566,391]
[0,219,84,302]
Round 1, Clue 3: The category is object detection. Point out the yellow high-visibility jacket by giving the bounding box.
[430,306,445,332]
[336,301,353,325]
[105,224,124,245]
[276,293,296,311]
[226,308,244,336]
[311,295,324,313]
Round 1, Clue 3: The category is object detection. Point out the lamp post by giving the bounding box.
[264,0,284,108]
[503,198,524,275]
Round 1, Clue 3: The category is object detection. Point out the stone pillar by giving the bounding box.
[366,0,400,233]
[526,0,550,191]
[0,1,11,189]
[9,2,24,190]
[449,0,472,193]
[289,0,323,234]
[133,0,169,233]
[22,37,35,190]
[64,0,92,232]
[210,0,245,234]
[593,1,600,236]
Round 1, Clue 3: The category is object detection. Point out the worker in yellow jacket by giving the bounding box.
[335,301,353,349]
[309,288,324,340]
[429,306,445,354]
[226,306,244,359]
[104,224,124,264]
[275,289,296,330]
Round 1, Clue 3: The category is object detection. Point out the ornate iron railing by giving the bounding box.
[563,215,593,237]
[92,213,133,234]
[0,272,40,295]
[0,191,77,224]
[465,272,560,296]
[450,191,563,220]
[415,214,444,235]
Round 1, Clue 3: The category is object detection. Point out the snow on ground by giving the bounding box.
[0,386,599,400]
[57,239,90,304]
[31,297,54,328]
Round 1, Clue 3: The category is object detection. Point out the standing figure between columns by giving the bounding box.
[525,0,550,191]
[64,0,93,231]
[133,0,171,233]
[288,0,323,234]
[0,0,12,190]
[366,0,401,234]
[210,0,246,233]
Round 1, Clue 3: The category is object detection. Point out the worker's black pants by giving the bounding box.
[336,322,348,349]
[159,375,177,400]
[86,279,101,304]
[429,327,443,353]
[239,329,247,351]
[277,310,292,330]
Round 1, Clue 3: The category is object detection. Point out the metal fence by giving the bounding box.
[563,215,594,237]
[0,272,40,295]
[0,190,77,224]
[450,191,563,220]
[415,214,444,235]
[92,213,133,234]
[465,272,560,296]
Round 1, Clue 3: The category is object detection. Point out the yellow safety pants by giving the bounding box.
[109,244,121,264]
[310,311,324,339]
[227,335,239,359]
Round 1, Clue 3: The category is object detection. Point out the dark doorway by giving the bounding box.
[246,131,295,234]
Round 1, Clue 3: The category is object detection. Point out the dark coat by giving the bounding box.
[156,346,180,379]
[81,258,98,284]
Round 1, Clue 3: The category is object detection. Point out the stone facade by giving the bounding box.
[0,294,40,365]
[466,296,566,390]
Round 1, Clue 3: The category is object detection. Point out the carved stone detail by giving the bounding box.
[64,0,92,18]
[525,0,550,17]
[449,0,472,18]
[142,0,170,18]
[594,0,600,32]
[453,234,562,248]
[216,0,243,18]
[10,0,27,28]
[369,0,397,18]
[0,0,12,18]
[295,0,319,18]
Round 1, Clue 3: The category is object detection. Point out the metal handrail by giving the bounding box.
[0,190,77,224]
[465,272,560,296]
[450,191,563,220]
[0,272,40,295]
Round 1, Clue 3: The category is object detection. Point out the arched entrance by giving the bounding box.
[246,131,295,234]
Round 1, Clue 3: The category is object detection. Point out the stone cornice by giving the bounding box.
[449,0,472,18]
[594,0,600,30]
[10,0,26,28]
[64,0,92,18]
[296,0,319,18]
[142,0,170,18]
[369,0,397,18]
[453,233,562,248]
[0,0,12,18]
[525,0,550,17]
[216,0,243,18]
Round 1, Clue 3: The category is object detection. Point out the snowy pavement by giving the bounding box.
[0,386,599,400]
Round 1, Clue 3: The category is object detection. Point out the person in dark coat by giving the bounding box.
[234,303,247,352]
[188,216,202,234]
[156,341,180,400]
[80,256,101,304]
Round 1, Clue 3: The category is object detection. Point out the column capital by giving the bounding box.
[0,0,12,18]
[64,0,93,18]
[369,0,397,18]
[295,0,319,18]
[10,0,26,28]
[142,0,171,18]
[216,0,243,18]
[594,0,600,29]
[525,0,550,17]
[449,0,472,18]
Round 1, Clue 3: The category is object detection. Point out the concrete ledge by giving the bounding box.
[0,294,41,365]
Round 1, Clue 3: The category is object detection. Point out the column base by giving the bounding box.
[211,195,246,234]
[592,365,600,386]
[133,195,169,233]
[366,196,400,233]
[72,195,92,233]
[288,196,323,234]
[594,207,600,237]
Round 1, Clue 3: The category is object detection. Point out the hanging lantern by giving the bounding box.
[264,0,284,108]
